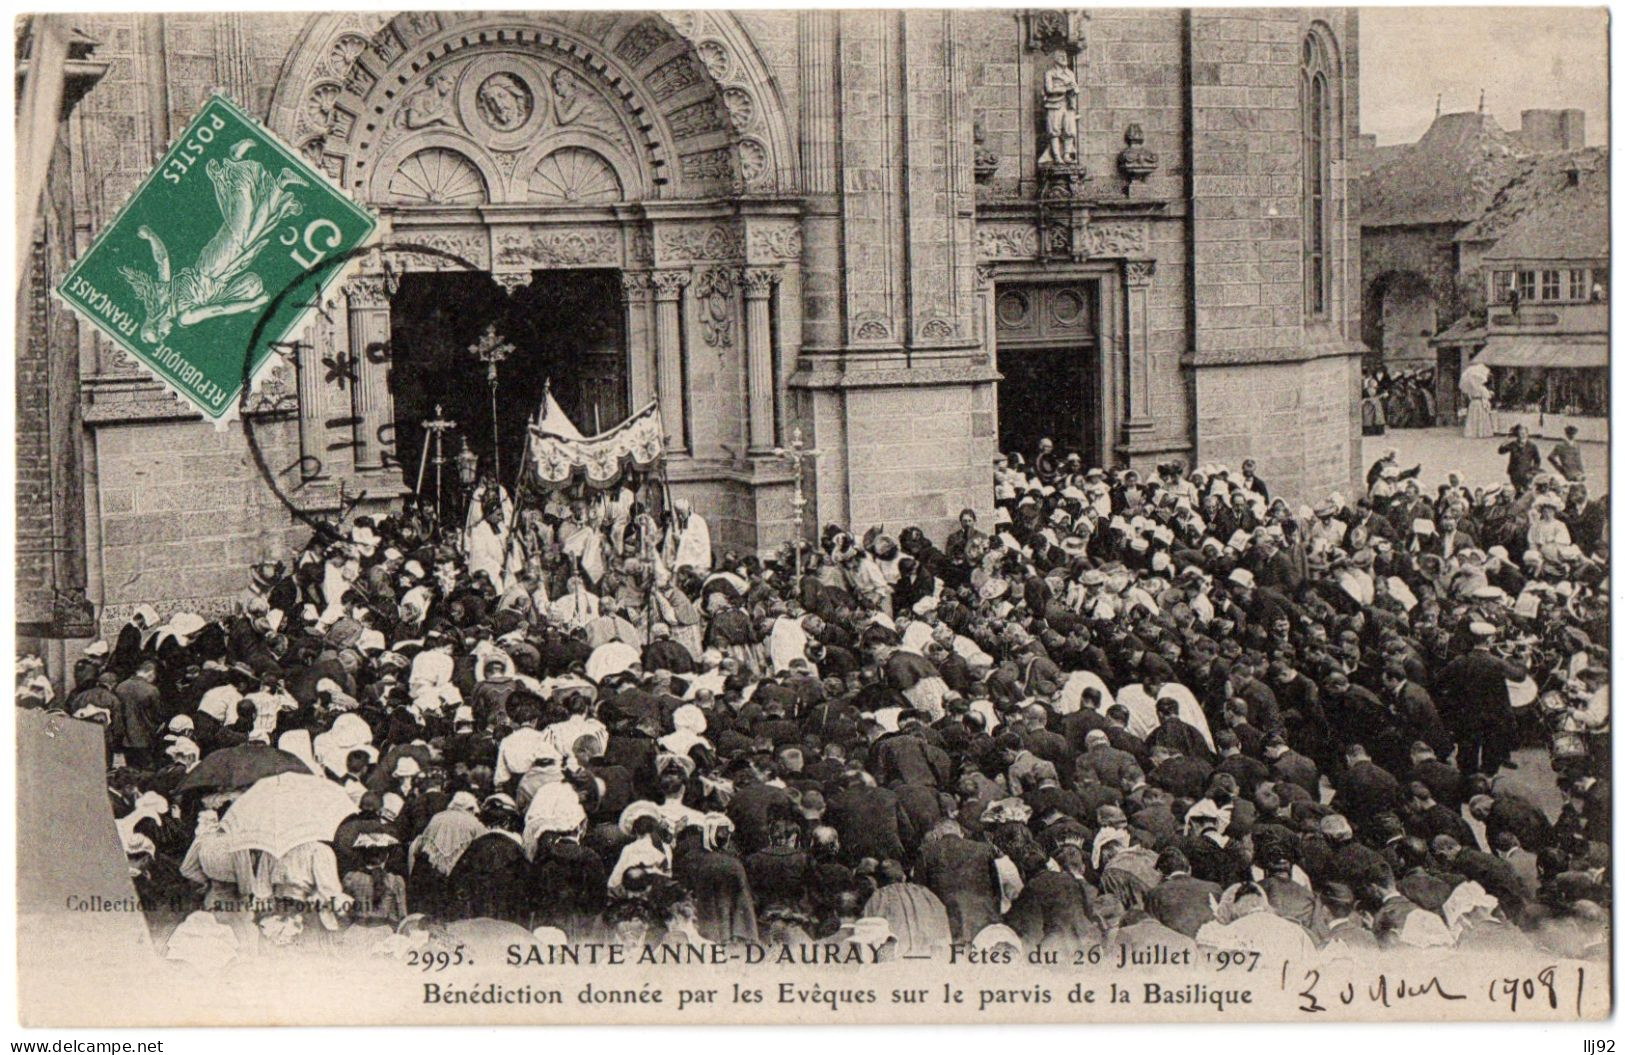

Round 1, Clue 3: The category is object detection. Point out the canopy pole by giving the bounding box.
[497,428,535,585]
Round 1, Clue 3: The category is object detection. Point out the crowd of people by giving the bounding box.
[19,439,1611,969]
[1362,367,1438,435]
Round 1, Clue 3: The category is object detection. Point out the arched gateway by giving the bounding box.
[266,11,802,523]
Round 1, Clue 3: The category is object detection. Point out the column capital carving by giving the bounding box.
[740,267,783,299]
[342,273,394,309]
[650,269,692,301]
[620,271,654,299]
[975,263,997,291]
[1125,259,1156,287]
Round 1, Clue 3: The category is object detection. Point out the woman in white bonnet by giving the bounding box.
[660,704,712,759]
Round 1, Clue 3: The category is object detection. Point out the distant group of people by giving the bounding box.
[1363,367,1438,435]
[17,433,1610,970]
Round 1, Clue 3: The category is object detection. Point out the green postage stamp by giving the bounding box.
[56,93,376,421]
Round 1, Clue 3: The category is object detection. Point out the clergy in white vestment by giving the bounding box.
[547,575,602,629]
[768,614,813,673]
[1116,681,1214,749]
[466,502,510,589]
[669,499,713,573]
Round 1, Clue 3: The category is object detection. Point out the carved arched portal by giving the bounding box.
[266,11,799,488]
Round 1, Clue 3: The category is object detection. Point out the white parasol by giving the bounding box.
[217,772,357,858]
[585,641,641,683]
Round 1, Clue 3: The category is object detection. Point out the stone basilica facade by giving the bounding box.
[19,9,1363,652]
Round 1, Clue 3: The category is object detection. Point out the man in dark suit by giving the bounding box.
[1252,534,1301,594]
[1497,424,1542,492]
[1070,770,1125,823]
[1148,745,1212,800]
[1435,628,1526,775]
[1147,696,1215,764]
[1016,703,1074,777]
[1335,744,1402,832]
[1103,705,1152,769]
[1238,458,1269,502]
[1145,848,1220,937]
[1213,730,1270,796]
[1175,805,1250,888]
[1060,699,1113,753]
[1403,781,1476,848]
[825,772,916,864]
[869,716,950,789]
[1382,664,1453,767]
[1264,735,1320,796]
[725,758,798,854]
[1432,835,1528,921]
[1405,742,1465,811]
[920,820,1001,941]
[1222,701,1268,759]
[1229,665,1283,736]
[1418,511,1477,560]
[1319,670,1392,759]
[1470,791,1553,853]
[1368,864,1427,947]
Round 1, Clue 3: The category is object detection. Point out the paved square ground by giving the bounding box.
[1363,426,1609,497]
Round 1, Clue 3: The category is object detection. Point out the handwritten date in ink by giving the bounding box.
[1285,962,1590,1017]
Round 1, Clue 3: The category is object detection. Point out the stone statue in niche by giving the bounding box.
[1117,122,1159,192]
[476,72,533,131]
[973,112,999,184]
[1037,50,1079,166]
[397,72,454,129]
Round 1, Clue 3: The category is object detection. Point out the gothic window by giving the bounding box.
[1301,30,1337,320]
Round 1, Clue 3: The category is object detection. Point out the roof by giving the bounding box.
[1354,142,1409,180]
[1430,316,1486,347]
[1468,148,1609,262]
[1360,112,1527,227]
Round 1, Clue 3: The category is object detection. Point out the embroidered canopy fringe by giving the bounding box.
[523,388,665,492]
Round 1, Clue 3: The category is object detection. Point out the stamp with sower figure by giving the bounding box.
[56,93,376,422]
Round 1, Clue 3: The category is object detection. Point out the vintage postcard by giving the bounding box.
[12,5,1611,1029]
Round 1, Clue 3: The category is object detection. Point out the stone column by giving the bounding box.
[650,269,691,453]
[344,273,394,470]
[620,272,655,411]
[742,267,782,450]
[1123,260,1156,436]
[294,316,333,478]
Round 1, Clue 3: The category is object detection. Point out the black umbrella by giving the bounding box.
[173,743,312,794]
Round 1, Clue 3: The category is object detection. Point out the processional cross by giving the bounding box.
[468,324,515,483]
